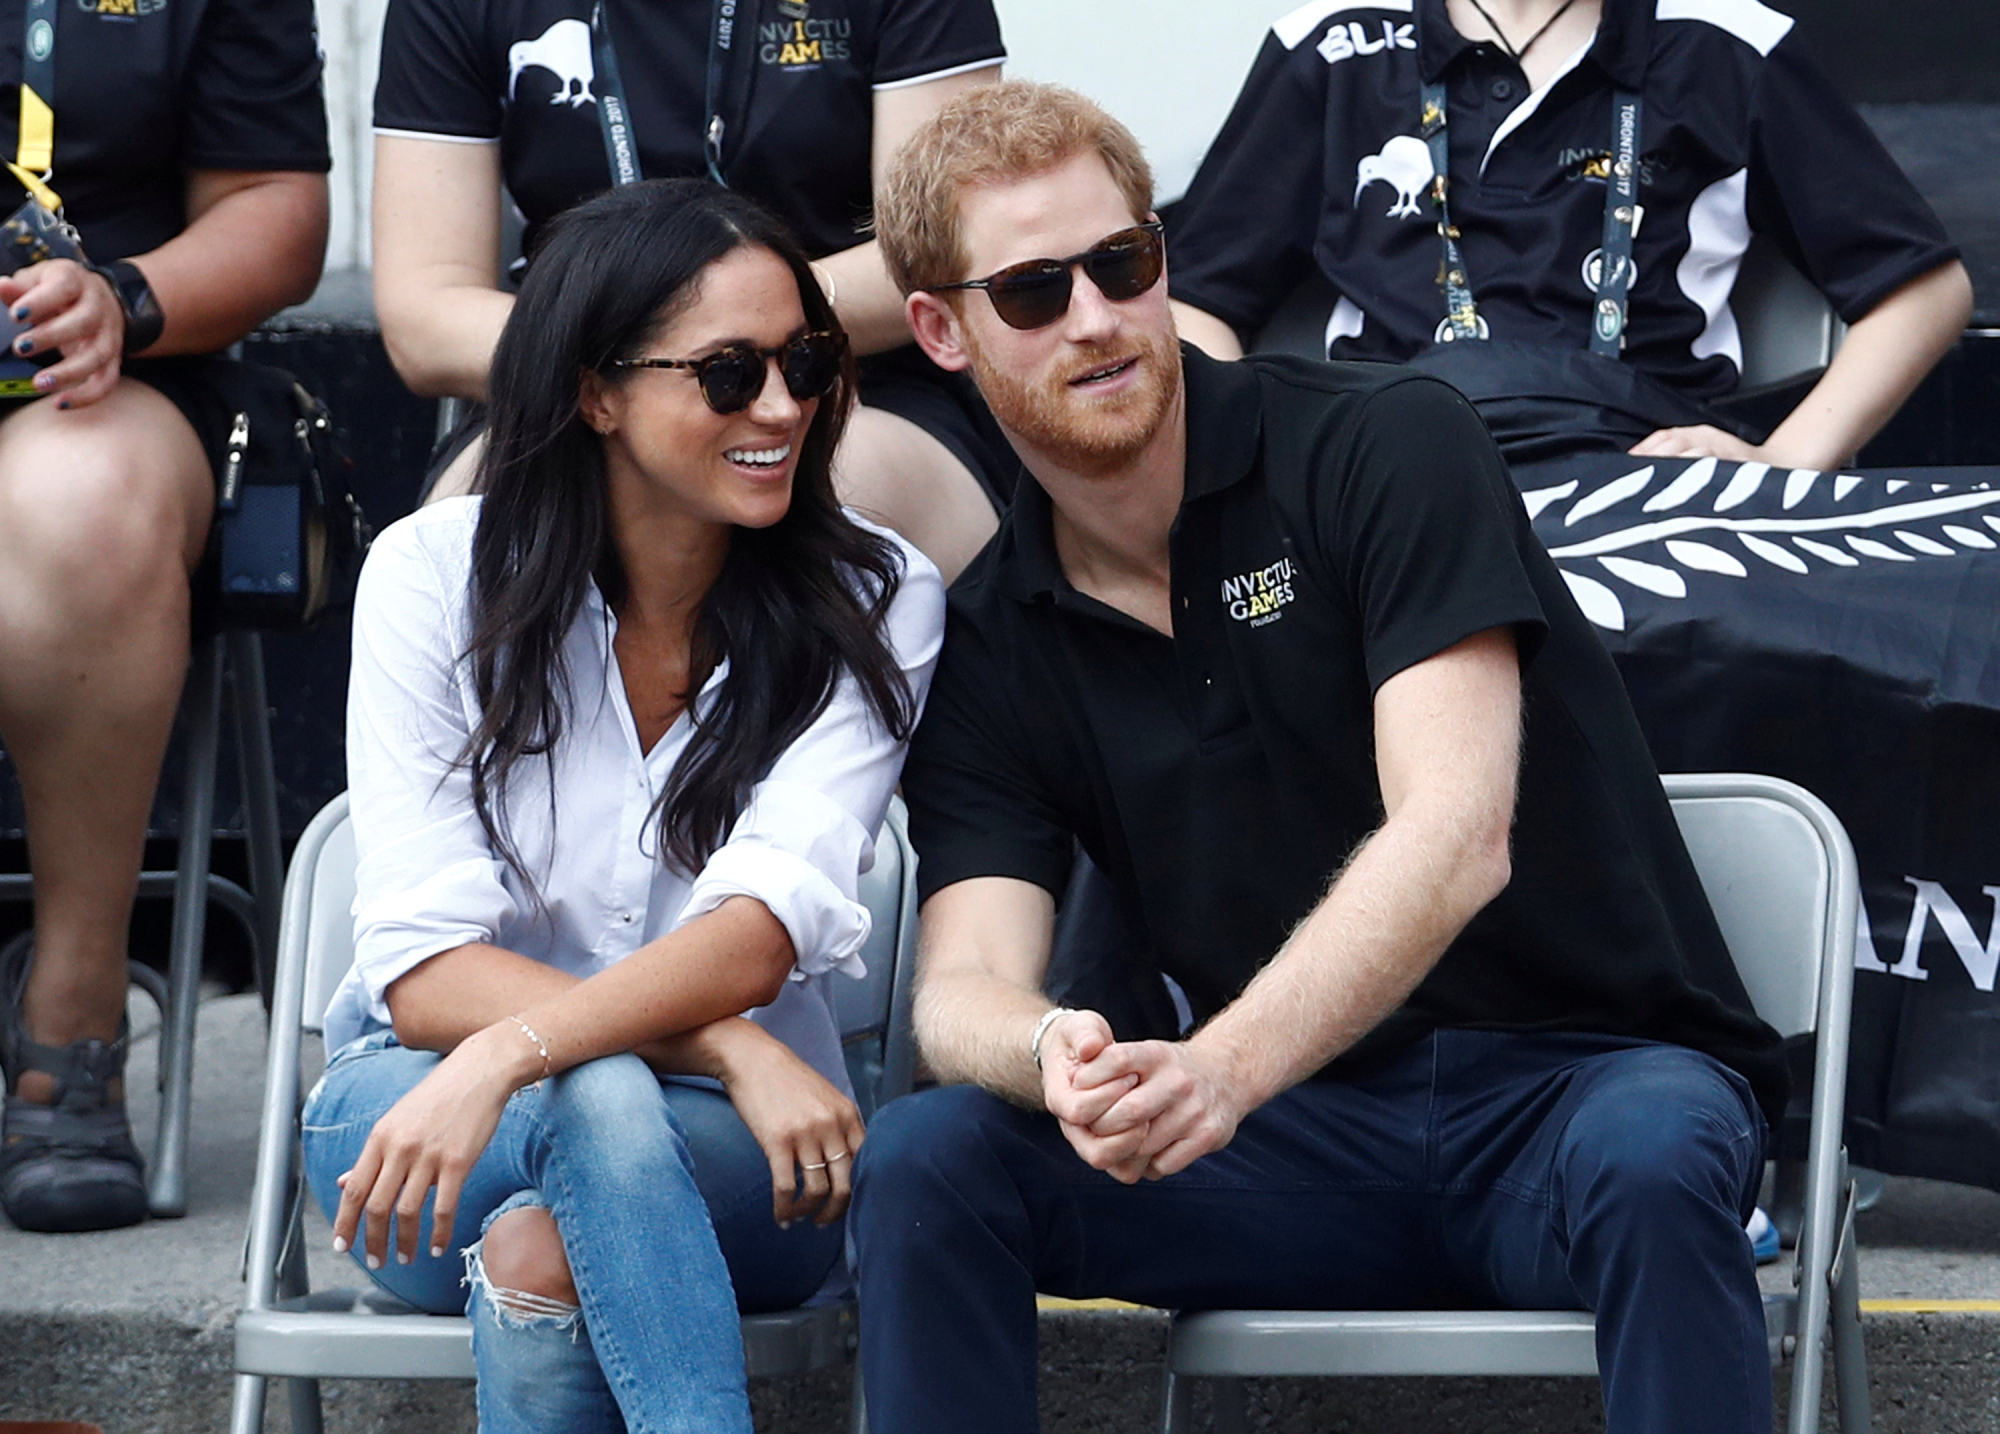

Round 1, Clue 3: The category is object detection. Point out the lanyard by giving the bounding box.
[1420,80,1640,357]
[588,2,640,187]
[702,0,742,186]
[12,0,60,210]
[589,0,746,189]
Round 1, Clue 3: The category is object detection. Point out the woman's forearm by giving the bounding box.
[1759,259,1973,469]
[385,897,795,1075]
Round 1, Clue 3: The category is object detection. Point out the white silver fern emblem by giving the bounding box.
[1523,458,2000,631]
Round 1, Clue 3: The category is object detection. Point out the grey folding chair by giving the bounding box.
[1161,772,1868,1434]
[231,791,921,1434]
[0,625,283,1217]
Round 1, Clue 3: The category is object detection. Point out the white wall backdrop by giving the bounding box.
[314,0,1285,270]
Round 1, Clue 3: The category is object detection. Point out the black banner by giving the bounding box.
[1523,454,2000,1187]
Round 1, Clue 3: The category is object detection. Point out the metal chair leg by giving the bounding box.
[1830,1198,1873,1434]
[1211,1375,1250,1434]
[228,1372,268,1434]
[847,1366,869,1434]
[149,634,223,1218]
[226,629,284,1008]
[286,1377,326,1434]
[1160,1370,1193,1434]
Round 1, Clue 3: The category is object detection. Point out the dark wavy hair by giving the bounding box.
[463,178,914,884]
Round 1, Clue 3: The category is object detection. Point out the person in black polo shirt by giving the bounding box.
[1168,0,1972,471]
[849,80,1784,1434]
[0,0,328,1234]
[372,0,1010,578]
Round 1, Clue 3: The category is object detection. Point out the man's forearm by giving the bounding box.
[914,966,1058,1108]
[1189,799,1511,1111]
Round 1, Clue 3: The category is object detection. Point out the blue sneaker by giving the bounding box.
[1746,1206,1780,1264]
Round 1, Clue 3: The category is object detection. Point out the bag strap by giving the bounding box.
[11,0,61,210]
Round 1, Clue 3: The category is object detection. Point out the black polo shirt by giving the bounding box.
[374,0,1004,261]
[1166,0,1957,404]
[0,0,329,263]
[904,347,1785,1123]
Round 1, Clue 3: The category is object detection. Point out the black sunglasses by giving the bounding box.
[929,222,1166,331]
[612,329,847,415]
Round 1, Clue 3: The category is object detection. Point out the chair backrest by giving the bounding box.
[1660,772,1857,1041]
[1732,234,1843,393]
[297,793,357,1037]
[289,792,921,1114]
[1247,236,1842,391]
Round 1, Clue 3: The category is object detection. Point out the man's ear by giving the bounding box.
[907,290,972,373]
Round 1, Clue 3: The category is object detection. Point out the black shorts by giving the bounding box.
[422,347,1022,515]
[123,353,254,481]
[120,354,258,621]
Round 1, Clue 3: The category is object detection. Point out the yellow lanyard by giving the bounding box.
[13,0,62,211]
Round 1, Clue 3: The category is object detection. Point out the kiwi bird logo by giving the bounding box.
[1354,136,1434,220]
[509,19,596,107]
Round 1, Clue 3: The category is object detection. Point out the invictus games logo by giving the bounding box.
[1221,557,1296,626]
[76,0,165,16]
[760,0,851,68]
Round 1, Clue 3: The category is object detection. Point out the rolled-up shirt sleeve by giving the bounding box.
[344,513,520,1027]
[678,532,945,980]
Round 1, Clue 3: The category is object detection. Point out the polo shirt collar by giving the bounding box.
[1416,0,1651,90]
[1181,344,1263,501]
[995,345,1263,605]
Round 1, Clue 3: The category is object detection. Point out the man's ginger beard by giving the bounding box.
[958,310,1181,478]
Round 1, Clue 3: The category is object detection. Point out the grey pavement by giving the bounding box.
[2,991,1998,1432]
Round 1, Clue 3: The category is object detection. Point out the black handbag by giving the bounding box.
[206,358,371,628]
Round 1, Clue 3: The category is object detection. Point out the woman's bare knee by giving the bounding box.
[0,380,212,584]
[478,1205,578,1307]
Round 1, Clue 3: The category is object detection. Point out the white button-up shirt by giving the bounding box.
[322,496,944,1094]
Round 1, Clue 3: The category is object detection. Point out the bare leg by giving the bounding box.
[835,405,999,584]
[0,380,211,1086]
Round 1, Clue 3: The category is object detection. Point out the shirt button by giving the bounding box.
[620,911,634,924]
[1490,77,1517,102]
[1203,674,1214,687]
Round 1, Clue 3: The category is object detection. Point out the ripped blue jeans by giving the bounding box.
[302,1034,844,1434]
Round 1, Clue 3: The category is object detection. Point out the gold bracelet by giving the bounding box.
[508,1014,553,1088]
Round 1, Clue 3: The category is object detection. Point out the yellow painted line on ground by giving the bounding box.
[1037,1296,1148,1311]
[1862,1299,2000,1314]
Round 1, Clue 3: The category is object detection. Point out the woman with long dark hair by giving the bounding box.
[301,178,940,1431]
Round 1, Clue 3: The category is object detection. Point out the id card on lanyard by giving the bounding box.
[1420,80,1640,357]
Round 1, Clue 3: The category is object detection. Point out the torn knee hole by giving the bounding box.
[465,1244,584,1329]
[473,1204,579,1303]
